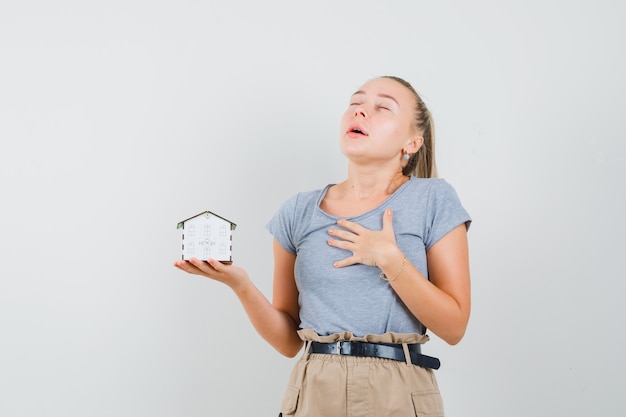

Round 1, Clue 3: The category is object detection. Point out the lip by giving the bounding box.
[346,123,369,137]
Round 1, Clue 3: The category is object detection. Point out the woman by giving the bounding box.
[174,75,471,416]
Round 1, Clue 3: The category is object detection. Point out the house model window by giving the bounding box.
[177,211,236,263]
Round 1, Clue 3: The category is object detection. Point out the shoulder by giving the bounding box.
[408,176,454,190]
[405,177,469,219]
[403,177,460,200]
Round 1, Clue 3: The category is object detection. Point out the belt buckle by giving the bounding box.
[336,341,366,356]
[336,341,355,355]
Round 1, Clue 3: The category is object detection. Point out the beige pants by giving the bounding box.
[280,329,444,417]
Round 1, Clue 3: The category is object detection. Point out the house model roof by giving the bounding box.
[177,211,237,230]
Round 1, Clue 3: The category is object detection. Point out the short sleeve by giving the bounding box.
[266,194,298,254]
[423,179,471,250]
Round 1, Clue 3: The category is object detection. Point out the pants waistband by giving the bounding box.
[309,341,440,369]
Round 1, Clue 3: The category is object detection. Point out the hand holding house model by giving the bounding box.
[177,211,236,263]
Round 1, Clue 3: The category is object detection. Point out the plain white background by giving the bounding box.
[1,1,624,416]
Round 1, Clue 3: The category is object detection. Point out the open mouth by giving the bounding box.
[347,124,368,136]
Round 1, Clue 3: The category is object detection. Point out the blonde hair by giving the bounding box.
[381,76,437,178]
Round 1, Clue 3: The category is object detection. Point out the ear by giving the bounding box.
[405,135,424,154]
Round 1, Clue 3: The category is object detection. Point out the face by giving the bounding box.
[339,77,420,164]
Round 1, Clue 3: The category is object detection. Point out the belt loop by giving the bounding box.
[401,343,412,366]
[302,340,312,360]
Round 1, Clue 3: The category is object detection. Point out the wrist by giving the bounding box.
[225,269,252,293]
[378,248,407,282]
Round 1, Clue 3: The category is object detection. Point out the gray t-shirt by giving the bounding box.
[266,176,471,337]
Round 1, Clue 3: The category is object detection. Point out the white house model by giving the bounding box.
[177,211,236,263]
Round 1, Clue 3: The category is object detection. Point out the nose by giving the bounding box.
[354,104,366,118]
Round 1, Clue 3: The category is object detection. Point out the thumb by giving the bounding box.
[382,208,394,234]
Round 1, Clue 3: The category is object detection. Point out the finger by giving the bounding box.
[382,208,394,234]
[173,260,187,271]
[174,260,204,275]
[336,218,367,234]
[328,227,357,243]
[327,237,355,251]
[332,255,360,268]
[206,258,223,273]
[189,258,218,275]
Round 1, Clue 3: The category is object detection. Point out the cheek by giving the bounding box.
[376,119,402,137]
[381,117,412,139]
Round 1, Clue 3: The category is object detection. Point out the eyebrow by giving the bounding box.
[352,90,399,105]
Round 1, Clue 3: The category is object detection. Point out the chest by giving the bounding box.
[319,194,391,218]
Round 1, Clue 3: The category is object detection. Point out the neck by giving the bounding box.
[343,167,409,200]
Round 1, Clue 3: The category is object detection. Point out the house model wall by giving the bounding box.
[177,211,236,263]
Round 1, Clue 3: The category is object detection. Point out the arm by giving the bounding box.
[173,240,303,357]
[328,209,471,345]
[269,239,303,356]
[383,223,470,345]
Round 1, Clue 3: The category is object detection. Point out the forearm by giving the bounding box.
[230,279,303,357]
[379,250,470,345]
[393,267,468,345]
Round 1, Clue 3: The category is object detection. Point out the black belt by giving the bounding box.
[309,341,440,370]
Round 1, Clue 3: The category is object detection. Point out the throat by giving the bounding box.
[348,175,409,200]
